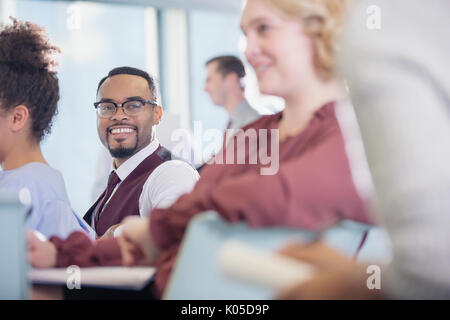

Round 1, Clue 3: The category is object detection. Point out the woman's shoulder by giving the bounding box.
[241,112,283,130]
[16,162,63,181]
[1,162,67,198]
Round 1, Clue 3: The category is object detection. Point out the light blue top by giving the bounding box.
[0,162,94,239]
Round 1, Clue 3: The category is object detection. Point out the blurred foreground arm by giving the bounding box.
[278,242,383,299]
[340,0,450,298]
[27,229,122,268]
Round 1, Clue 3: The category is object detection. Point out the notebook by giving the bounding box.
[0,193,29,299]
[29,266,156,291]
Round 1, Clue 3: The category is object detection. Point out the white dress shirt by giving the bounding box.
[91,138,199,228]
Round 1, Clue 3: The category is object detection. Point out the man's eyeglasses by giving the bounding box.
[93,99,157,119]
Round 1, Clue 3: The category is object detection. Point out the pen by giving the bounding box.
[25,206,32,221]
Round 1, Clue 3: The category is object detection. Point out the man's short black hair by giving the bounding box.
[205,55,246,79]
[97,66,157,101]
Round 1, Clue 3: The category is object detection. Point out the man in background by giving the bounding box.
[204,55,261,144]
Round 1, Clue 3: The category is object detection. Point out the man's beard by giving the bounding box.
[108,136,139,159]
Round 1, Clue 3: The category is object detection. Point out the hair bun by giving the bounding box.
[0,17,60,73]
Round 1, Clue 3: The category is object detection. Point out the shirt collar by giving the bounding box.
[229,99,249,123]
[113,138,160,181]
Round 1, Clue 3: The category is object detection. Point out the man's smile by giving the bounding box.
[107,125,137,141]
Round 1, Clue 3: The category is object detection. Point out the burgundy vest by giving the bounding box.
[84,145,172,237]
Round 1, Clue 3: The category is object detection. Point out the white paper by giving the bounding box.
[219,241,316,290]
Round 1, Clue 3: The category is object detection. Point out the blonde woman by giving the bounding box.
[29,0,370,298]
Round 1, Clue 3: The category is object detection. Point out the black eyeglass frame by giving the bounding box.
[93,98,158,118]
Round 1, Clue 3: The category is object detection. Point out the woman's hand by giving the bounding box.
[27,230,57,268]
[277,241,379,299]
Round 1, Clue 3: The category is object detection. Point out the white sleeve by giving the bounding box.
[138,160,200,217]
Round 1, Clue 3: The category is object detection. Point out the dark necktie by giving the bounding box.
[94,171,121,228]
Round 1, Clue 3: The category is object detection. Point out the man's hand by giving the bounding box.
[100,223,121,239]
[117,216,159,266]
[27,230,57,268]
[277,241,379,299]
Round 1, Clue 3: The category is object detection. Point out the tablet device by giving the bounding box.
[0,192,29,299]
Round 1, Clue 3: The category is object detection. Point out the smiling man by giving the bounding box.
[83,67,199,237]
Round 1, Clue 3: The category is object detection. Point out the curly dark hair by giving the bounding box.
[0,17,60,141]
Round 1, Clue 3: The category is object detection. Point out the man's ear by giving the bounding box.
[10,105,30,133]
[153,105,163,125]
[225,72,239,88]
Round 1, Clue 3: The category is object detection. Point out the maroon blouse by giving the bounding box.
[149,102,371,296]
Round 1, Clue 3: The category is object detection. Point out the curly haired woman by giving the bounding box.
[0,18,94,239]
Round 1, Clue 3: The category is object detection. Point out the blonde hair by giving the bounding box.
[260,0,351,80]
